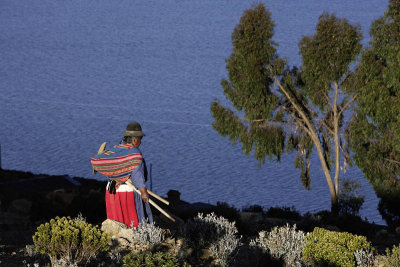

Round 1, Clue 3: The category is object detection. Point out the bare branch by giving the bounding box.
[239,117,265,122]
[267,65,336,198]
[384,158,400,165]
[303,104,335,136]
[323,91,334,110]
[338,93,358,117]
[281,106,312,136]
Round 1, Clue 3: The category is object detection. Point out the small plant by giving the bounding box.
[385,244,400,267]
[131,220,165,247]
[354,248,374,267]
[26,244,38,257]
[250,224,307,267]
[32,216,110,266]
[74,212,87,223]
[108,251,123,265]
[122,251,190,267]
[184,212,241,267]
[302,227,373,267]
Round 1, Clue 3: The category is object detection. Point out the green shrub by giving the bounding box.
[242,205,264,213]
[302,227,373,267]
[265,206,302,221]
[336,178,365,216]
[32,216,110,266]
[385,244,400,267]
[122,251,190,267]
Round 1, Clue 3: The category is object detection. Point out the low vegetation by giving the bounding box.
[1,171,399,266]
[122,251,190,267]
[32,216,110,266]
[302,227,374,267]
[25,207,400,267]
[250,224,307,267]
[131,220,166,247]
[184,212,241,267]
[385,244,400,267]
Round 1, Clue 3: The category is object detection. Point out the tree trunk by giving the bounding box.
[310,132,338,207]
[272,74,338,208]
[333,82,340,196]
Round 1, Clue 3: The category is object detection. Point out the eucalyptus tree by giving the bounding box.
[210,3,362,209]
[347,0,400,225]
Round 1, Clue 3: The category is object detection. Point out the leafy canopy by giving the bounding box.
[211,2,362,206]
[348,0,400,225]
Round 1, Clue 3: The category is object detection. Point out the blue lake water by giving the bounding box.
[0,0,389,224]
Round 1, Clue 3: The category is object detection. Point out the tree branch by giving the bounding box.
[302,104,335,136]
[281,106,312,136]
[338,93,358,117]
[323,91,334,110]
[239,117,265,122]
[268,65,337,200]
[384,158,400,165]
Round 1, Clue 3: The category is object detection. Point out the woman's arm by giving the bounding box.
[130,162,149,202]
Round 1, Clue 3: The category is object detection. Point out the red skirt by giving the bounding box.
[105,184,139,228]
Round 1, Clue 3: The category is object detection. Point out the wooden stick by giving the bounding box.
[147,190,169,205]
[125,180,177,223]
[97,142,107,154]
[94,142,175,220]
[93,142,107,175]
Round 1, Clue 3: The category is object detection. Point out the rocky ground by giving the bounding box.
[0,169,399,266]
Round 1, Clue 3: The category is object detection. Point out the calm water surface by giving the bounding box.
[0,0,389,224]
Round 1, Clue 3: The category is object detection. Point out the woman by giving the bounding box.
[92,121,153,228]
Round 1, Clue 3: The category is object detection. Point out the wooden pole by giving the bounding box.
[148,189,169,205]
[125,180,178,222]
[150,163,153,191]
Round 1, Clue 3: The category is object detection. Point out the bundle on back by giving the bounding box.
[91,143,143,183]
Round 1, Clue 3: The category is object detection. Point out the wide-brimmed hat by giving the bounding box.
[122,121,145,137]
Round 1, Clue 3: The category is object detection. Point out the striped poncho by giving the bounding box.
[91,143,143,183]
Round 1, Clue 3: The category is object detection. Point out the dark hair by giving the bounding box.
[122,136,142,144]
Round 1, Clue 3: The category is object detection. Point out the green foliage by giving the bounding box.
[385,244,400,267]
[211,3,363,208]
[302,227,373,267]
[299,12,362,108]
[32,216,110,266]
[122,252,190,267]
[348,0,400,226]
[210,3,285,167]
[336,178,365,216]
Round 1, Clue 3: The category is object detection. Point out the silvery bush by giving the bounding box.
[354,248,374,267]
[250,224,307,267]
[184,212,241,267]
[131,220,165,246]
[73,212,87,223]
